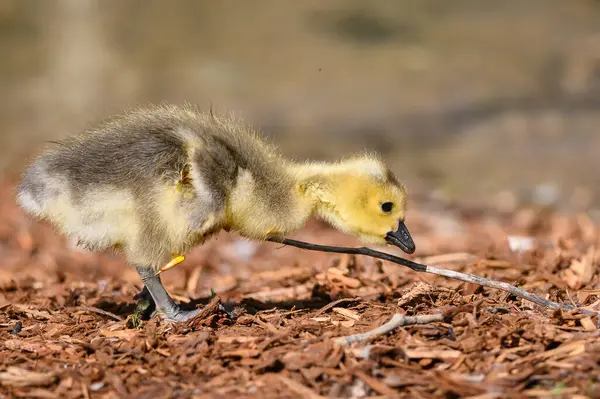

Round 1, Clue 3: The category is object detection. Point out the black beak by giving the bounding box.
[385,221,416,254]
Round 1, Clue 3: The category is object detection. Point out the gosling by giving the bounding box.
[16,104,416,322]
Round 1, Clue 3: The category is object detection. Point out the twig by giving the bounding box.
[268,238,596,315]
[73,306,123,321]
[334,313,444,346]
[314,297,360,316]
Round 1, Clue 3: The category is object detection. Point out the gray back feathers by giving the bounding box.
[16,104,290,268]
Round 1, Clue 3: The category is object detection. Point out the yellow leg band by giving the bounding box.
[156,255,186,275]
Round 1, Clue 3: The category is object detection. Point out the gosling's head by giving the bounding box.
[302,155,416,254]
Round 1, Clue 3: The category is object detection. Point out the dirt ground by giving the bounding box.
[0,176,599,399]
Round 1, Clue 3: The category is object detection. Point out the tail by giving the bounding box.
[15,163,49,219]
[16,181,44,219]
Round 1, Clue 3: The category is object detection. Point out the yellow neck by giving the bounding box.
[223,158,376,241]
[223,164,319,240]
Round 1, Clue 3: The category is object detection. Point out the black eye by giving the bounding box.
[381,202,394,213]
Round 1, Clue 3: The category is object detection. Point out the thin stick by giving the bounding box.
[268,238,596,315]
[334,313,444,346]
[73,306,123,321]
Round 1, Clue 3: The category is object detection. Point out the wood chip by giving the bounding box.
[81,380,91,399]
[99,329,139,340]
[416,252,477,265]
[170,293,191,303]
[332,307,361,321]
[155,348,171,357]
[522,387,580,397]
[3,339,61,355]
[244,283,312,301]
[567,246,596,288]
[108,372,129,397]
[11,304,52,320]
[579,317,597,331]
[2,179,600,398]
[186,266,203,295]
[254,315,280,334]
[353,370,398,397]
[221,349,261,358]
[403,349,462,360]
[0,367,57,388]
[278,375,326,399]
[217,336,260,344]
[314,298,360,316]
[331,319,355,328]
[255,267,310,281]
[544,360,575,369]
[516,340,588,365]
[326,273,361,288]
[326,267,346,276]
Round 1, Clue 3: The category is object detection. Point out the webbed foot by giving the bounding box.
[158,307,202,322]
[135,265,200,323]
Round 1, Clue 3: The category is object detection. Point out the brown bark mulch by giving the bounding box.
[0,181,598,398]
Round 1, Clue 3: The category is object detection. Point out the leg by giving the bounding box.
[135,265,200,322]
[134,255,186,311]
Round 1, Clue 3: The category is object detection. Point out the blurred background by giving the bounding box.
[2,0,600,214]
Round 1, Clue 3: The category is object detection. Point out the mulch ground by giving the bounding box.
[0,180,599,399]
